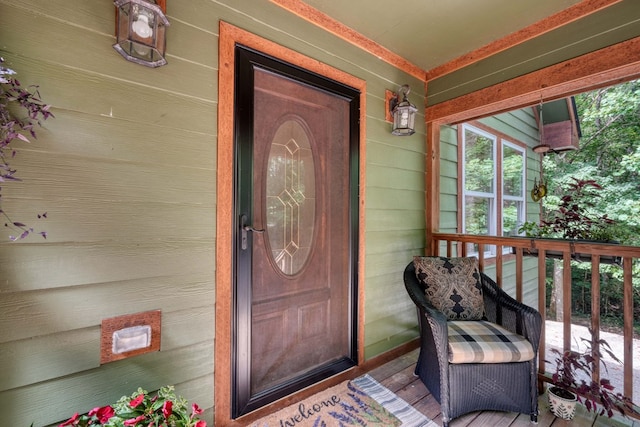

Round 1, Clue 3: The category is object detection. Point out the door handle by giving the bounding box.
[240,214,264,250]
[243,225,265,233]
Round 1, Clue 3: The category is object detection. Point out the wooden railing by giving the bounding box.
[430,233,639,403]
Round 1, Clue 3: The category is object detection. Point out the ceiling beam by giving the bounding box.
[426,36,640,124]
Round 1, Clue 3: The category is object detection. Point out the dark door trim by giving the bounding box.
[215,22,367,426]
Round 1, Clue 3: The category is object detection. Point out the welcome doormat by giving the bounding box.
[248,374,437,427]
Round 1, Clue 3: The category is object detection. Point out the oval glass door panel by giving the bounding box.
[265,119,315,275]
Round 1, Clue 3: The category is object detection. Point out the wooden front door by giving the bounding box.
[233,46,360,417]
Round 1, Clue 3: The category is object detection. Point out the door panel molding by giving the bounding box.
[215,22,367,426]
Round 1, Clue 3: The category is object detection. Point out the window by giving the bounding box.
[502,141,526,236]
[461,124,525,256]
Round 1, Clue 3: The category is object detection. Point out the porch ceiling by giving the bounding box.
[301,0,583,71]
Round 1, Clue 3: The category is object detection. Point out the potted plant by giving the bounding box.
[517,177,622,263]
[1,56,53,240]
[56,385,207,427]
[547,332,636,420]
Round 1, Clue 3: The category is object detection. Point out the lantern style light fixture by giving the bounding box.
[113,0,170,68]
[389,84,418,136]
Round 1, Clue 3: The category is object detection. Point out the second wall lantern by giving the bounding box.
[389,84,418,136]
[113,0,170,68]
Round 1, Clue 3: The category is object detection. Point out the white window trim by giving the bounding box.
[461,124,497,237]
[502,139,526,236]
[461,125,526,258]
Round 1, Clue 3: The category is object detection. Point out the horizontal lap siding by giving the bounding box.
[439,124,459,233]
[0,0,425,425]
[485,108,543,227]
[445,110,541,309]
[427,0,640,105]
[0,0,221,425]
[365,126,426,358]
[487,110,542,310]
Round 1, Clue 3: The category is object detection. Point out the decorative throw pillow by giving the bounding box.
[413,256,484,320]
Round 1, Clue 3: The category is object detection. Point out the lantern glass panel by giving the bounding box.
[392,104,417,136]
[113,0,169,68]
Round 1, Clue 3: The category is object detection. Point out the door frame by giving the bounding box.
[215,21,367,426]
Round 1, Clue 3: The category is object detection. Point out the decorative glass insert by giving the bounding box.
[265,119,315,275]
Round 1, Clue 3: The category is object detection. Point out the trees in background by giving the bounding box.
[541,79,640,331]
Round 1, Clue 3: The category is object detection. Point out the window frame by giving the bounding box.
[461,124,498,237]
[459,122,526,258]
[501,139,526,238]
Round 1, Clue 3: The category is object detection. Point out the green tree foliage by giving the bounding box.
[543,80,640,246]
[541,79,640,332]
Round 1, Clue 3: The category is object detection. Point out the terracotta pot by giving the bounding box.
[548,386,578,420]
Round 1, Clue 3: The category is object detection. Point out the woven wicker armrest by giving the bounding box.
[480,273,542,352]
[403,263,449,359]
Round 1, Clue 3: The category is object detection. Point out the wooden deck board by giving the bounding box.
[367,348,636,427]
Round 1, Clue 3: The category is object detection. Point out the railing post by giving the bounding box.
[563,252,572,352]
[516,247,523,302]
[537,249,547,393]
[623,257,634,399]
[591,255,601,385]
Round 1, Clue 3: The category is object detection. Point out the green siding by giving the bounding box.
[0,0,425,425]
[0,0,621,424]
[481,109,543,311]
[439,124,459,233]
[427,0,640,105]
[437,110,542,309]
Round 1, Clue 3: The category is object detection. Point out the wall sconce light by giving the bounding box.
[113,0,170,68]
[389,84,418,136]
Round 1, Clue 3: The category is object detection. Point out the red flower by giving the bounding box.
[88,405,115,423]
[124,415,146,425]
[194,421,207,427]
[59,412,80,426]
[162,400,173,418]
[130,394,145,408]
[191,403,203,416]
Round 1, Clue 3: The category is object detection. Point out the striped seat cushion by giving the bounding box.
[448,320,535,364]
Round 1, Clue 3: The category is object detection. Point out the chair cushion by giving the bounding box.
[413,256,484,320]
[447,320,535,364]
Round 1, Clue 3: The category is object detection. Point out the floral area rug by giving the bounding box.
[248,374,437,427]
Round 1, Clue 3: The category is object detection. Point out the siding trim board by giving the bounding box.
[428,0,640,105]
[426,0,623,80]
[426,35,640,125]
[270,0,628,100]
[270,0,426,80]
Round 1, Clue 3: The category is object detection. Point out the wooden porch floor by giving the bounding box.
[367,348,639,427]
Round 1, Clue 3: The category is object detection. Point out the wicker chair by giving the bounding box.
[403,259,542,426]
